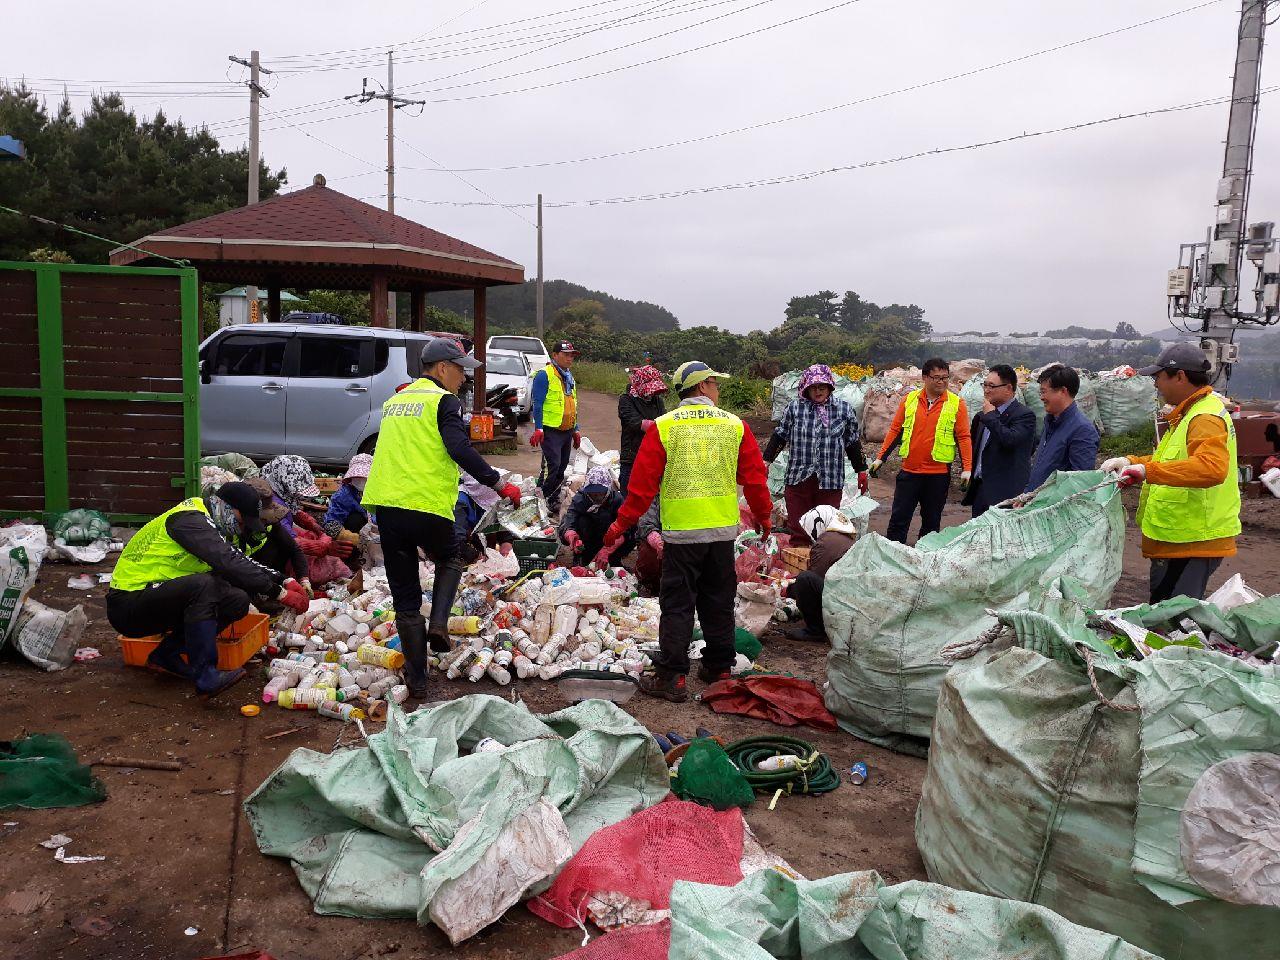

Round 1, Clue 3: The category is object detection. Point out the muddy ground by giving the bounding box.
[2,391,1277,960]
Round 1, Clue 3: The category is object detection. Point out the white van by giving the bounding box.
[487,335,549,374]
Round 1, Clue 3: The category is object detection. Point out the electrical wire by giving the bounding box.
[394,136,535,227]
[260,105,384,171]
[0,202,190,266]
[392,86,1280,210]
[380,0,1225,174]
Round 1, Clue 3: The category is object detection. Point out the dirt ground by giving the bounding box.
[2,390,1278,960]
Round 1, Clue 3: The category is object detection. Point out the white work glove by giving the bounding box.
[959,470,972,492]
[868,458,884,478]
[1100,457,1131,475]
[1116,464,1147,489]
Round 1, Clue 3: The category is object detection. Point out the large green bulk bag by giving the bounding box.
[959,373,986,425]
[822,471,1125,755]
[916,595,1280,960]
[1095,375,1157,436]
[667,868,1160,959]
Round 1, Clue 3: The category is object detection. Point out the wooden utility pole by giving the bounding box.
[229,51,272,321]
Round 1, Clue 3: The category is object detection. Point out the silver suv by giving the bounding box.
[198,323,450,466]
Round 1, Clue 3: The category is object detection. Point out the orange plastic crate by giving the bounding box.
[119,612,270,671]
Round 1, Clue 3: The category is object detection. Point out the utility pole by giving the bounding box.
[347,52,425,326]
[1168,0,1277,379]
[230,51,272,322]
[536,193,545,341]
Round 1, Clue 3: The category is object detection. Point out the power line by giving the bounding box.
[266,0,727,72]
[392,87,1280,209]
[381,0,1225,172]
[395,135,535,227]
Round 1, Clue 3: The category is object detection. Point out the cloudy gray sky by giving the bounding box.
[8,0,1277,335]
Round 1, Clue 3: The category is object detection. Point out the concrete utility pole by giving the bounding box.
[347,52,426,326]
[1168,0,1278,379]
[229,51,272,321]
[536,193,545,341]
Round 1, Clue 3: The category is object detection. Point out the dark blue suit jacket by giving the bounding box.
[962,398,1037,512]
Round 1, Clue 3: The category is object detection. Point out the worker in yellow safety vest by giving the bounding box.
[1102,342,1240,603]
[362,338,522,698]
[106,482,310,697]
[596,361,773,703]
[870,357,974,543]
[528,340,582,511]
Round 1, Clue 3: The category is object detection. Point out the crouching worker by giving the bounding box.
[107,482,310,697]
[634,499,663,594]
[782,505,857,643]
[560,467,630,565]
[361,339,522,699]
[323,453,373,538]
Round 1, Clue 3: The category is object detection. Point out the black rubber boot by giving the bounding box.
[146,628,192,680]
[396,612,431,699]
[187,619,246,698]
[427,560,464,653]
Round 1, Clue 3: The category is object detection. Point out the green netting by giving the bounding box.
[823,471,1126,754]
[667,869,1161,959]
[0,734,107,810]
[917,593,1280,960]
[244,695,669,939]
[671,738,755,811]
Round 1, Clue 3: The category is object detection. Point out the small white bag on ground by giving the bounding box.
[13,599,88,671]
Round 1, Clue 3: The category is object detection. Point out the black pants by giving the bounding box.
[886,470,951,544]
[790,570,825,634]
[656,540,736,676]
[538,427,575,508]
[1149,557,1223,604]
[378,505,459,614]
[107,573,249,638]
[618,460,634,496]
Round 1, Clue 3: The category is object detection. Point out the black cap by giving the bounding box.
[1137,342,1211,377]
[421,338,481,370]
[216,481,267,537]
[551,340,580,355]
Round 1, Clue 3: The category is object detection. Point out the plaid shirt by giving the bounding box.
[774,398,861,489]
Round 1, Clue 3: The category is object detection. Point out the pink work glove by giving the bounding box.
[278,580,309,614]
[1117,464,1147,488]
[497,482,522,507]
[646,530,664,559]
[641,419,655,433]
[528,429,543,448]
[565,530,583,553]
[572,431,582,449]
[857,471,869,496]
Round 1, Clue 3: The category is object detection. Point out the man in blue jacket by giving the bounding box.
[528,341,581,511]
[961,364,1037,516]
[1025,364,1101,493]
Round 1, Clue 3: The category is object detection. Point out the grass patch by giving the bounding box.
[1099,422,1156,458]
[573,361,772,417]
[572,361,634,397]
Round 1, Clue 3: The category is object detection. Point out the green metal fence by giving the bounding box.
[0,261,201,524]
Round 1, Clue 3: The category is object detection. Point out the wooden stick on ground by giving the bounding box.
[92,757,183,772]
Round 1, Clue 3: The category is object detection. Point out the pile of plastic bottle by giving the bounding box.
[431,566,661,684]
[261,583,409,722]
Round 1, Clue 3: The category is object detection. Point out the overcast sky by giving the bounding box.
[7,0,1277,336]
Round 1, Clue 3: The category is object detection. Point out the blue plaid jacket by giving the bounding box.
[772,398,862,490]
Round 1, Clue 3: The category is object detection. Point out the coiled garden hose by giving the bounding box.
[724,735,840,807]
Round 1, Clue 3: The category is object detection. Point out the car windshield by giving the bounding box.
[487,354,527,376]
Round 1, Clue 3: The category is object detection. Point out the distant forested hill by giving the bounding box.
[429,279,679,333]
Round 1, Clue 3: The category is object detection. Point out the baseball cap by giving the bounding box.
[550,340,580,355]
[1137,342,1210,377]
[216,481,267,537]
[671,360,731,393]
[422,338,481,370]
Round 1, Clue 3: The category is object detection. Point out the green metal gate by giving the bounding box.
[0,261,200,524]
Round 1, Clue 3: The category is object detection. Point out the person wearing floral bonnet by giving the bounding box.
[763,363,868,546]
[559,466,631,566]
[617,364,667,495]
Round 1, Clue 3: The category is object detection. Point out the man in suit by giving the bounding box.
[962,364,1037,517]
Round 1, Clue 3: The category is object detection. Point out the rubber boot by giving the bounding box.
[396,612,430,699]
[426,560,464,653]
[186,619,246,698]
[146,628,192,680]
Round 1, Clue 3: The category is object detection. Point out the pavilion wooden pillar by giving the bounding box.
[267,284,281,323]
[410,289,425,332]
[472,285,487,412]
[371,272,389,327]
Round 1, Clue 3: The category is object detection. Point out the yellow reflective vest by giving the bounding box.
[540,363,577,431]
[362,379,458,521]
[111,498,212,592]
[899,389,960,463]
[1137,392,1241,544]
[655,404,744,531]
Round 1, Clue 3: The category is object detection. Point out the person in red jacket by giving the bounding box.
[596,361,772,703]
